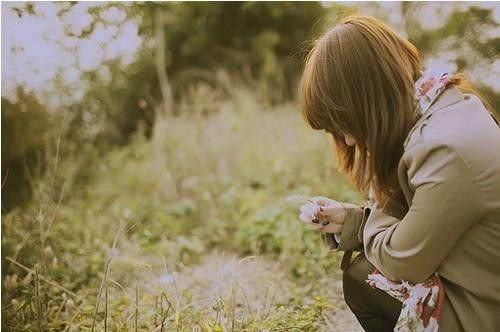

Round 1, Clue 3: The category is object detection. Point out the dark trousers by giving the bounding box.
[342,252,403,332]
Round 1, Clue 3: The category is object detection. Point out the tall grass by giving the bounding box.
[2,84,363,331]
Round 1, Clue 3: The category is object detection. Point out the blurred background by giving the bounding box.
[2,2,499,330]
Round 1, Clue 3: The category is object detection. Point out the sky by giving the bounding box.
[1,2,499,108]
[1,2,142,107]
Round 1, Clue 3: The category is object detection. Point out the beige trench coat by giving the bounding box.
[328,85,500,331]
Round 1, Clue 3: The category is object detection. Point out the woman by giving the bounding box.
[297,14,500,332]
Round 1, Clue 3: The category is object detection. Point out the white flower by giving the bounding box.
[299,202,319,223]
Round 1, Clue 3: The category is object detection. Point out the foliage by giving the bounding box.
[57,1,330,149]
[1,89,54,211]
[139,2,327,97]
[2,86,362,330]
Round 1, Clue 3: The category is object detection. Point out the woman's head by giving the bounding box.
[300,14,423,203]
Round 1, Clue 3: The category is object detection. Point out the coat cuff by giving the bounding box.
[325,205,370,251]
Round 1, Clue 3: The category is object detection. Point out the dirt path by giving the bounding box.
[136,252,363,331]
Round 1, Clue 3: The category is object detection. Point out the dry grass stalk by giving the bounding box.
[230,285,237,332]
[51,109,68,186]
[236,282,255,322]
[154,295,158,326]
[108,278,126,293]
[54,294,68,322]
[6,257,79,299]
[264,287,276,320]
[35,265,44,332]
[159,292,173,332]
[41,181,66,250]
[104,285,108,332]
[135,285,139,332]
[160,294,164,332]
[90,219,128,332]
[161,257,182,330]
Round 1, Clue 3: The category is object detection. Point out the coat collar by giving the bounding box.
[403,67,465,147]
[424,84,464,116]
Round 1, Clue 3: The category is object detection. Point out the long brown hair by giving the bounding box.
[299,14,492,204]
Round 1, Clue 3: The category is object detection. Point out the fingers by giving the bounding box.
[317,205,345,225]
[311,196,335,207]
[299,196,345,233]
[298,200,345,233]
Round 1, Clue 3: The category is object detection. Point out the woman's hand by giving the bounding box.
[299,196,347,233]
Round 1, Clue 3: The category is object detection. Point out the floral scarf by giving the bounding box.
[365,66,453,332]
[414,67,453,115]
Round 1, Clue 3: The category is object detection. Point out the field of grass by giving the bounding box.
[2,87,364,331]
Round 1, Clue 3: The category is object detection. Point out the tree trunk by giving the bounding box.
[154,10,175,117]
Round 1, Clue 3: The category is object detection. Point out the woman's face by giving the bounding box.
[344,134,357,146]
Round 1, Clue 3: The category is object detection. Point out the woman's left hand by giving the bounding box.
[299,196,347,233]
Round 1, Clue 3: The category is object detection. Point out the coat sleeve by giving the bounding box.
[363,140,485,283]
[324,205,368,251]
